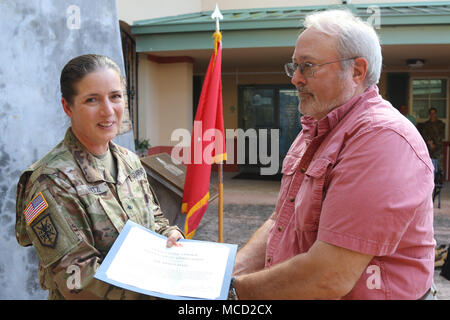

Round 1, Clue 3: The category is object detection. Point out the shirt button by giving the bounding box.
[300,167,306,173]
[278,226,283,232]
[267,257,271,263]
[289,197,295,202]
[127,205,133,210]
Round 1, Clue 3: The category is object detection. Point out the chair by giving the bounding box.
[431,158,443,208]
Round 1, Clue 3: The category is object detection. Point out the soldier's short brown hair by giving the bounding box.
[60,54,124,105]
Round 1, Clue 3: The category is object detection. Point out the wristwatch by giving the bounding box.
[228,276,239,300]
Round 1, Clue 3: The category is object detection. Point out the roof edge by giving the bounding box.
[131,2,450,35]
[132,1,450,25]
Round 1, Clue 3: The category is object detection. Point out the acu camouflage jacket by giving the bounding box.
[15,128,180,299]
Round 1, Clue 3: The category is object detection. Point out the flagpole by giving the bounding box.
[212,4,224,243]
[218,162,223,243]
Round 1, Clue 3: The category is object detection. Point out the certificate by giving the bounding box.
[94,220,237,300]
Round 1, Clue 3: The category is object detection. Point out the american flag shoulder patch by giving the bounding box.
[24,192,49,226]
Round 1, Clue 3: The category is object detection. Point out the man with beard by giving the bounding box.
[229,9,436,300]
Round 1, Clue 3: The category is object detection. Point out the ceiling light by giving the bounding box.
[406,59,425,68]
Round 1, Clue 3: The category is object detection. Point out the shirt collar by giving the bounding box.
[300,85,379,139]
[64,128,135,184]
[109,139,137,185]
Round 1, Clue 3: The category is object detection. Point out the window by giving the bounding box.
[412,78,447,118]
[238,85,302,172]
[411,78,448,140]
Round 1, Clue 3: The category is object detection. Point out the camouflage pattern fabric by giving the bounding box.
[421,119,445,146]
[15,128,181,299]
[420,119,445,170]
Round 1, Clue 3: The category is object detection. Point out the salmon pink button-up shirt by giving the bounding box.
[266,85,435,299]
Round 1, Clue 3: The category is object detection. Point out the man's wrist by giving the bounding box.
[228,276,239,300]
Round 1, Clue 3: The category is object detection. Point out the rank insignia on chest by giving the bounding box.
[32,214,58,248]
[24,192,48,225]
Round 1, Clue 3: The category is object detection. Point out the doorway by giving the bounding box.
[238,85,302,174]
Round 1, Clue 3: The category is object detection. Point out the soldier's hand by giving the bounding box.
[166,230,184,248]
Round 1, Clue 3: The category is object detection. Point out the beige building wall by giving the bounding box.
[158,62,194,146]
[137,56,161,144]
[137,57,390,147]
[119,0,448,148]
[117,0,425,24]
[116,0,201,24]
[138,54,193,146]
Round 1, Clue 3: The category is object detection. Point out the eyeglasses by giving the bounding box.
[284,57,358,78]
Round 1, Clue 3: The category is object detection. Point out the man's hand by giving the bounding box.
[234,240,373,299]
[166,229,184,248]
[233,218,274,275]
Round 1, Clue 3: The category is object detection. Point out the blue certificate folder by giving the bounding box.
[94,220,237,300]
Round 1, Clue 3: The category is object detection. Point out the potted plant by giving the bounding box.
[135,139,150,157]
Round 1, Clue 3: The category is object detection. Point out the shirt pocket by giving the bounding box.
[276,155,302,212]
[281,154,302,176]
[295,158,332,231]
[87,197,125,252]
[131,179,158,228]
[280,155,302,190]
[120,172,159,229]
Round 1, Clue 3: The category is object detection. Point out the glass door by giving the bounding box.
[239,87,277,173]
[411,78,448,140]
[279,89,301,160]
[238,85,301,174]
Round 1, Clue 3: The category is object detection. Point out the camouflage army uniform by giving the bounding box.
[15,128,181,299]
[420,119,445,170]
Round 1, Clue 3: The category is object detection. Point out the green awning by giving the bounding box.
[131,2,450,52]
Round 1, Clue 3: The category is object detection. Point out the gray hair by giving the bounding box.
[303,9,382,87]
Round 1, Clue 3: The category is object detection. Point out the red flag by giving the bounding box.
[181,32,226,239]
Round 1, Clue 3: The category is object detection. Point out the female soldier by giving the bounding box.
[15,54,183,299]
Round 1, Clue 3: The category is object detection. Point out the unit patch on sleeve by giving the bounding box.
[24,192,48,225]
[31,214,58,248]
